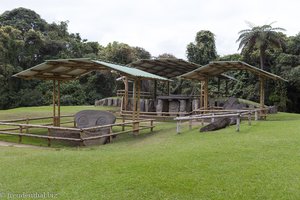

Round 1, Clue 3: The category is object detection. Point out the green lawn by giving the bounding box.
[0,106,300,199]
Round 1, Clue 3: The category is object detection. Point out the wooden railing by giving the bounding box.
[0,116,155,147]
[117,90,152,98]
[174,109,262,133]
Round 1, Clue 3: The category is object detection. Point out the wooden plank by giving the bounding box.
[57,80,61,126]
[0,131,82,141]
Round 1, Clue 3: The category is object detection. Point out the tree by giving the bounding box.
[237,22,286,71]
[0,7,47,33]
[186,30,218,65]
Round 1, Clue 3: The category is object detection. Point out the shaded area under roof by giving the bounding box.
[180,61,287,81]
[129,58,200,79]
[13,58,170,81]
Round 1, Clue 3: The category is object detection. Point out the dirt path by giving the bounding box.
[0,141,47,148]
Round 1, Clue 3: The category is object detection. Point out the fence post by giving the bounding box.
[122,116,125,131]
[176,120,181,134]
[26,118,29,134]
[47,128,51,147]
[255,110,258,121]
[19,125,23,143]
[109,126,113,143]
[150,120,154,132]
[211,113,215,123]
[248,112,252,126]
[189,118,192,130]
[236,114,240,132]
[133,121,139,135]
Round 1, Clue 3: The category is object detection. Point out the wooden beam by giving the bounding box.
[52,80,56,126]
[203,78,209,111]
[137,79,141,120]
[260,77,265,109]
[57,80,61,127]
[200,81,204,110]
[132,80,136,121]
[124,76,128,111]
[154,80,157,99]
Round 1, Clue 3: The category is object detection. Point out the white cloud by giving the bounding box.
[1,0,299,58]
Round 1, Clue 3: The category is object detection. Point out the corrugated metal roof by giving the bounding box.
[92,60,169,81]
[129,58,200,79]
[180,61,287,81]
[13,58,170,81]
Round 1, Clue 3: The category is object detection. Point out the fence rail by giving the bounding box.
[0,116,155,147]
[174,109,263,133]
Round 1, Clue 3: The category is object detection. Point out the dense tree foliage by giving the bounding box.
[237,22,286,71]
[186,30,218,65]
[1,8,300,113]
[0,8,151,109]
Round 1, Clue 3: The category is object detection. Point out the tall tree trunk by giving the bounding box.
[259,47,266,70]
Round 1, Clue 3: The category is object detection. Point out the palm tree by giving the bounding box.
[237,22,286,70]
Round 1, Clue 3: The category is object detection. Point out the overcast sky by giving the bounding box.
[1,0,300,59]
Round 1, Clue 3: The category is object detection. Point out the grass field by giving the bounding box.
[0,106,300,199]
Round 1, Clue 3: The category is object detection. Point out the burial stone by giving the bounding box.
[200,118,231,132]
[179,100,187,116]
[140,99,145,112]
[156,99,164,116]
[117,98,121,107]
[192,99,199,110]
[94,100,101,106]
[145,99,149,112]
[148,99,156,112]
[107,98,112,106]
[113,98,118,106]
[268,106,277,114]
[74,110,116,145]
[169,101,179,116]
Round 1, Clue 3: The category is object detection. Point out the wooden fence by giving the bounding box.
[0,116,155,147]
[174,109,261,134]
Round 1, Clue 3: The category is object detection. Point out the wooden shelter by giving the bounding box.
[129,58,235,97]
[13,58,170,126]
[180,61,287,111]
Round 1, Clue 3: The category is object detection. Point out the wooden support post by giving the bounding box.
[217,77,220,96]
[225,80,228,96]
[137,79,141,120]
[57,80,61,127]
[203,78,209,111]
[211,113,215,123]
[200,81,204,110]
[259,77,265,120]
[122,116,125,131]
[53,80,56,126]
[132,80,136,121]
[154,80,157,99]
[124,77,128,111]
[167,81,170,95]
